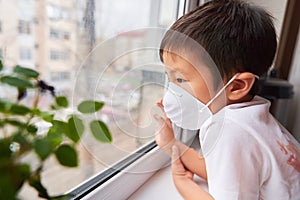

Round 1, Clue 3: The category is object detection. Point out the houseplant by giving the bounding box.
[0,59,112,199]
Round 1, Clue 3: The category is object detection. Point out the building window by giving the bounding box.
[50,71,70,81]
[0,48,3,58]
[50,29,60,39]
[19,47,32,60]
[0,21,2,33]
[63,32,70,40]
[47,4,70,20]
[49,28,70,40]
[18,20,31,34]
[50,50,68,61]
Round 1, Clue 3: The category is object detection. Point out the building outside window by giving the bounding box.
[0,48,3,59]
[49,28,70,40]
[0,21,2,33]
[0,0,179,198]
[50,50,68,61]
[19,47,32,60]
[63,31,70,40]
[47,4,70,20]
[18,20,31,34]
[50,71,70,81]
[49,28,60,39]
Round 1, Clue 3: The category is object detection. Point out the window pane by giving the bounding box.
[0,0,179,198]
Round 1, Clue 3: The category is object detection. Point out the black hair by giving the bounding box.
[160,0,277,94]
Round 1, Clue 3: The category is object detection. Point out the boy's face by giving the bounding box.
[163,52,215,108]
[163,51,257,114]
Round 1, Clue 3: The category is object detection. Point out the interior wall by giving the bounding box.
[247,0,287,38]
[287,29,300,141]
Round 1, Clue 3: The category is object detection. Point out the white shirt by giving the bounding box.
[199,96,300,200]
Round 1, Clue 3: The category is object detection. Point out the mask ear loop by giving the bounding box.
[200,73,241,113]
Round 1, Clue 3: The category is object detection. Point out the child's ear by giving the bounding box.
[226,72,256,101]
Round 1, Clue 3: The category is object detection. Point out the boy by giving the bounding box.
[154,0,300,199]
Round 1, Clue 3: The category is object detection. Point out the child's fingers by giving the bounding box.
[156,99,166,115]
[154,113,172,128]
[156,98,163,106]
[154,113,163,123]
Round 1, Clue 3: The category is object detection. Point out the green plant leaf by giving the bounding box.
[66,115,84,143]
[28,168,50,199]
[34,138,53,160]
[0,75,33,89]
[52,120,68,134]
[55,96,69,108]
[9,104,31,115]
[27,124,38,134]
[77,100,104,114]
[39,111,54,122]
[90,120,112,143]
[13,65,39,78]
[55,144,78,167]
[0,161,30,199]
[0,99,13,113]
[0,173,17,200]
[46,131,62,147]
[0,137,12,158]
[4,119,25,127]
[0,59,3,71]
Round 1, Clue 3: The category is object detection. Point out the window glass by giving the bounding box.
[0,0,179,198]
[18,20,31,34]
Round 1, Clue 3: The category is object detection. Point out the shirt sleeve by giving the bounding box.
[203,120,265,200]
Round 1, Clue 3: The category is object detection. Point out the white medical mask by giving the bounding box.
[163,73,240,130]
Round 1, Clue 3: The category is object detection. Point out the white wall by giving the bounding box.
[288,29,300,141]
[247,0,300,141]
[247,0,287,37]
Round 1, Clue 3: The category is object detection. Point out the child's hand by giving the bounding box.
[171,145,214,200]
[171,145,194,182]
[154,99,175,153]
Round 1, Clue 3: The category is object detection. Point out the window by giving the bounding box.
[50,50,68,61]
[19,47,32,60]
[18,20,31,34]
[47,4,70,20]
[0,48,2,59]
[1,0,179,199]
[50,71,70,81]
[50,29,60,39]
[63,31,70,40]
[0,21,2,33]
[50,28,70,40]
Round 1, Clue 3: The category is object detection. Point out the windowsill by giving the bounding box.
[128,164,208,199]
[128,134,208,200]
[74,129,203,200]
[128,165,182,199]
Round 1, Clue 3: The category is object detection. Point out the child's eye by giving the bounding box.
[176,78,187,83]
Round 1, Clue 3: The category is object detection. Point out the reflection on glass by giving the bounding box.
[0,0,178,198]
